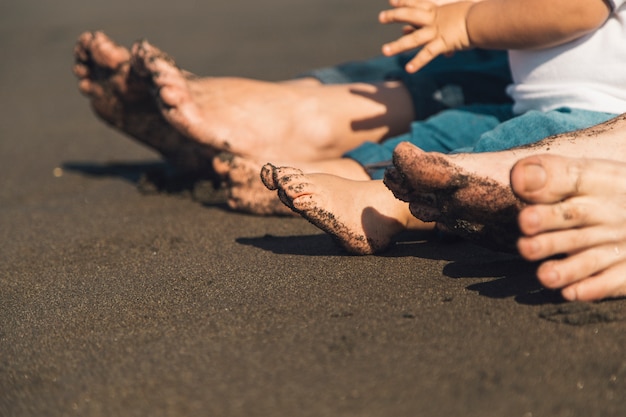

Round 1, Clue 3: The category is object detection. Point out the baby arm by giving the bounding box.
[381,0,612,73]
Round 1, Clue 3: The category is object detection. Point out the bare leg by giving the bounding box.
[73,31,217,176]
[512,155,626,301]
[131,40,415,163]
[261,164,430,254]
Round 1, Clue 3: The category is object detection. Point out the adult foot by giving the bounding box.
[73,31,217,177]
[212,154,295,216]
[131,40,322,162]
[384,142,523,252]
[261,164,416,254]
[512,154,626,302]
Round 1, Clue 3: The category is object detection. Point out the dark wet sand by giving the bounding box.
[1,1,626,416]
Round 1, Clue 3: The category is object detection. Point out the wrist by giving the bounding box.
[458,1,475,50]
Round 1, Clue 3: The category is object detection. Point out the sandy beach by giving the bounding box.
[1,1,626,416]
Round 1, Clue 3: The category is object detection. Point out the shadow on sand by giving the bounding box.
[62,160,227,204]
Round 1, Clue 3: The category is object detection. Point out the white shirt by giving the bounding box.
[506,0,626,115]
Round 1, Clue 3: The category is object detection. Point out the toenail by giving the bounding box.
[541,269,559,286]
[522,210,541,230]
[528,238,541,254]
[522,163,547,192]
[562,287,576,301]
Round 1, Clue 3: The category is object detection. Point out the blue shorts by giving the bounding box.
[346,106,617,179]
[299,49,512,120]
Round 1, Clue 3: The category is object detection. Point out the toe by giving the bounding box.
[383,166,412,201]
[150,59,189,106]
[260,164,278,189]
[392,141,423,167]
[130,40,150,75]
[560,260,626,301]
[72,62,89,79]
[78,78,95,96]
[76,31,96,52]
[212,154,233,177]
[290,193,316,212]
[90,31,130,68]
[272,167,305,189]
[511,155,626,204]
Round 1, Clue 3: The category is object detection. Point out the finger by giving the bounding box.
[388,0,434,10]
[379,6,434,26]
[404,38,447,72]
[402,25,416,35]
[511,154,626,204]
[382,28,436,58]
[534,241,626,291]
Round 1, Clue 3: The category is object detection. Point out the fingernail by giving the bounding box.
[522,163,547,192]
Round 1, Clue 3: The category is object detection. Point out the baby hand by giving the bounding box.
[380,0,473,73]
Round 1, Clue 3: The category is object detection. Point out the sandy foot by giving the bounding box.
[384,142,523,252]
[261,164,409,254]
[73,31,217,177]
[212,154,295,216]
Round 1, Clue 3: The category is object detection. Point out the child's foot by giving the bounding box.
[212,155,295,216]
[384,142,523,251]
[512,154,626,301]
[261,164,412,254]
[73,31,217,176]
